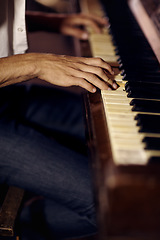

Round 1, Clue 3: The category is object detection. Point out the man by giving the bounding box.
[0,8,117,91]
[0,0,117,239]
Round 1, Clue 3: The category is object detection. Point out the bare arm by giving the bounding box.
[0,53,117,91]
[0,54,38,87]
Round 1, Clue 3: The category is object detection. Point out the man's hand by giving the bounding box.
[35,53,117,92]
[59,13,108,40]
[26,12,109,39]
[0,53,118,92]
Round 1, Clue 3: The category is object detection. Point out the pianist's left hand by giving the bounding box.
[26,12,108,40]
[59,13,108,40]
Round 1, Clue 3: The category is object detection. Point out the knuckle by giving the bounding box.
[80,78,93,92]
[86,72,95,80]
[107,78,113,84]
[76,78,83,86]
[96,67,104,77]
[99,82,108,90]
[97,67,104,76]
[95,57,104,64]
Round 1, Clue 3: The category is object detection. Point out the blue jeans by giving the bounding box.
[0,84,97,239]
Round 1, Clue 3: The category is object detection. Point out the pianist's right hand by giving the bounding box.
[0,53,118,92]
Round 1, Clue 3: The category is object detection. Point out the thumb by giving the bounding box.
[61,26,89,40]
[74,29,89,40]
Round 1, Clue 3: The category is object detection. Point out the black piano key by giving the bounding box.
[119,56,160,65]
[130,99,160,113]
[123,75,160,82]
[127,90,160,100]
[125,82,160,99]
[118,56,159,65]
[119,62,160,72]
[125,81,160,91]
[120,64,160,73]
[120,65,160,74]
[122,74,160,81]
[148,157,160,164]
[123,71,160,77]
[139,125,160,134]
[121,68,160,75]
[119,51,155,59]
[143,137,160,150]
[135,114,160,133]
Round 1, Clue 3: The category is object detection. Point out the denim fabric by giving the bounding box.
[0,84,97,239]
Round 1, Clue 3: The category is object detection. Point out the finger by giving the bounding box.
[71,63,112,85]
[65,56,117,88]
[81,14,109,27]
[81,71,113,90]
[61,26,89,40]
[71,68,114,90]
[67,16,103,33]
[74,13,109,28]
[91,66,117,89]
[70,76,97,93]
[80,57,115,76]
[60,56,116,80]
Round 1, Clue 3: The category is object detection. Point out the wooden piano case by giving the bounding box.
[84,90,160,240]
[82,0,160,239]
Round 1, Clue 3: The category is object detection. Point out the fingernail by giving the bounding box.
[113,83,117,89]
[92,87,96,93]
[108,87,112,91]
[82,33,88,40]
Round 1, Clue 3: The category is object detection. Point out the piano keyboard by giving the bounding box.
[80,0,160,165]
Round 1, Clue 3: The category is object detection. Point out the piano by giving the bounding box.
[79,0,160,239]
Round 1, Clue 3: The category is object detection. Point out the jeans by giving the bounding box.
[0,84,97,239]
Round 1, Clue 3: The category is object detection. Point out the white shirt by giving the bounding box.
[0,0,28,57]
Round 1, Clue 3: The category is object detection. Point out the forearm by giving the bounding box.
[25,11,66,32]
[0,54,38,87]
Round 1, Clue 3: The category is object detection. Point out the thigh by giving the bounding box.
[0,118,93,213]
[0,84,85,139]
[0,84,86,153]
[0,85,93,211]
[20,196,97,240]
[23,85,86,142]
